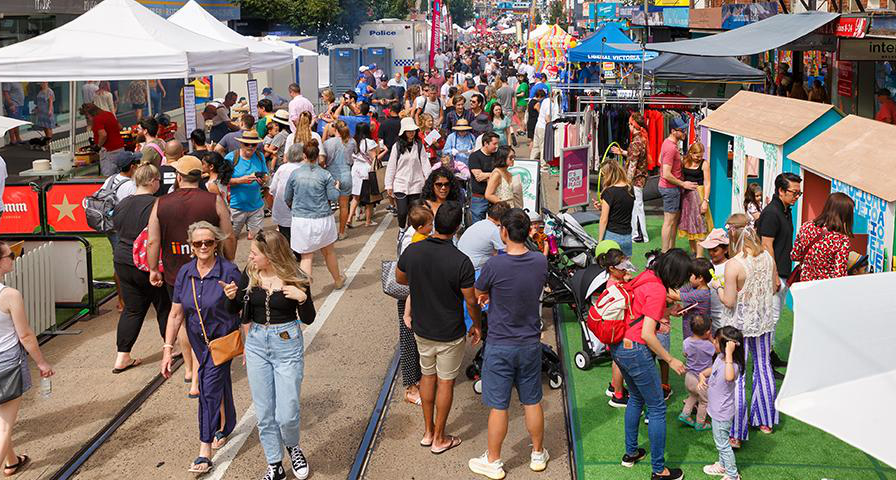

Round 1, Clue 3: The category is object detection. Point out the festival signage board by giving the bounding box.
[662,8,689,28]
[560,146,590,211]
[183,85,197,137]
[509,160,541,214]
[837,61,854,97]
[247,79,259,119]
[0,185,42,235]
[45,181,105,234]
[721,2,777,30]
[832,179,888,272]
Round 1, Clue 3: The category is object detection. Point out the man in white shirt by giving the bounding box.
[458,201,509,271]
[434,51,450,72]
[414,85,444,127]
[82,81,99,104]
[440,73,456,103]
[530,89,556,166]
[287,83,315,123]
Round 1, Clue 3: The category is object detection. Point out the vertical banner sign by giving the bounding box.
[430,0,441,70]
[247,79,259,119]
[832,180,888,272]
[509,160,541,214]
[837,61,854,98]
[183,85,197,138]
[560,145,590,210]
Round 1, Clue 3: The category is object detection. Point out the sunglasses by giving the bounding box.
[785,189,803,197]
[191,239,217,249]
[434,181,451,189]
[0,252,16,261]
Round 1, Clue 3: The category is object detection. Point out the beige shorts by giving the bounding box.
[415,334,466,380]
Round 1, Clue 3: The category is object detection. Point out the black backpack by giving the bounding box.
[85,176,129,233]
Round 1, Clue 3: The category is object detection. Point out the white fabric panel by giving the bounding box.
[0,0,250,81]
[778,272,896,468]
[169,1,293,72]
[261,37,318,60]
[0,117,31,137]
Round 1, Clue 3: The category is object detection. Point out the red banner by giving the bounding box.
[838,61,854,98]
[0,185,42,235]
[430,0,442,69]
[45,181,104,234]
[836,17,868,38]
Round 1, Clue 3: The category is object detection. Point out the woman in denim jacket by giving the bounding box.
[284,140,346,289]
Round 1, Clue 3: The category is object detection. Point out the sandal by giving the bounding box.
[759,426,773,434]
[188,456,212,475]
[404,390,422,406]
[430,435,462,455]
[677,413,695,427]
[212,431,228,450]
[112,359,141,374]
[365,221,378,227]
[420,437,433,447]
[3,455,29,476]
[729,437,742,449]
[694,422,712,432]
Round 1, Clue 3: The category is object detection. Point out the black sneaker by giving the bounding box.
[770,350,788,368]
[651,467,684,480]
[262,463,286,480]
[608,393,628,409]
[286,445,309,480]
[621,448,646,467]
[605,382,615,397]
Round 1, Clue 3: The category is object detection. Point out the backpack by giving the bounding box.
[85,176,129,233]
[132,227,164,273]
[586,282,642,345]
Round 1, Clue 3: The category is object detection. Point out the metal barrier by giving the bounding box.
[2,242,56,335]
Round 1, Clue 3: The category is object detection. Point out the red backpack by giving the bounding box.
[133,227,163,273]
[586,282,642,345]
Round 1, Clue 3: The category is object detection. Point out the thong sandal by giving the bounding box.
[430,435,462,455]
[3,455,29,476]
[212,431,228,450]
[188,456,212,475]
[111,359,141,374]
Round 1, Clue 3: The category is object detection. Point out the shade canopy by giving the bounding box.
[700,90,837,145]
[567,23,656,63]
[643,53,765,83]
[781,273,896,469]
[789,115,896,202]
[0,0,251,81]
[647,12,839,57]
[261,36,318,60]
[168,0,292,72]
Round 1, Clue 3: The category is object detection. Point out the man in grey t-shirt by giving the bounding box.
[458,202,509,271]
[495,76,515,113]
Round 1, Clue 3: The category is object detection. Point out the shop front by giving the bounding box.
[834,17,896,121]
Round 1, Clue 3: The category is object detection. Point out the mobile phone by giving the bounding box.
[254,172,265,179]
[678,303,699,314]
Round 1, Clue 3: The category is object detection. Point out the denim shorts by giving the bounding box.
[604,230,633,257]
[482,341,543,410]
[659,186,682,213]
[657,331,671,353]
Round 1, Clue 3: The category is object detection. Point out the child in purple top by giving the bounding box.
[678,315,715,430]
[669,258,712,340]
[701,326,745,480]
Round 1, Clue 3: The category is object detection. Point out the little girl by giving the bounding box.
[744,183,763,225]
[669,257,713,340]
[596,248,636,408]
[701,326,745,480]
[679,315,714,431]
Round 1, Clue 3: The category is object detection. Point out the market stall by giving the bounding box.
[642,53,765,83]
[787,115,896,272]
[699,90,843,229]
[528,25,573,72]
[567,23,656,64]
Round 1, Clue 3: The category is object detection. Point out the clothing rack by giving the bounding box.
[576,95,728,114]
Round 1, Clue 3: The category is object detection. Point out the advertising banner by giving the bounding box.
[430,0,442,69]
[45,181,105,234]
[0,185,42,235]
[721,2,778,30]
[560,146,590,210]
[183,85,197,137]
[509,160,541,214]
[839,38,896,61]
[247,79,259,119]
[837,17,869,38]
[654,0,689,6]
[597,3,618,18]
[632,8,663,27]
[689,7,722,29]
[837,61,854,97]
[662,8,689,28]
[618,6,639,18]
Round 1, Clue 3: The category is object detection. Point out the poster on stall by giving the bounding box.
[0,185,42,234]
[247,79,259,119]
[509,159,541,214]
[560,145,590,210]
[45,181,105,234]
[183,85,197,138]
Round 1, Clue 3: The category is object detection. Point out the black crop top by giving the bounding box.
[682,161,704,185]
[227,270,316,325]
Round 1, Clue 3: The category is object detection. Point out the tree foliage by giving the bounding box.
[449,0,475,27]
[237,0,371,45]
[547,0,566,28]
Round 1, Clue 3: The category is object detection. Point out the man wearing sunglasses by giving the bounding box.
[756,172,802,372]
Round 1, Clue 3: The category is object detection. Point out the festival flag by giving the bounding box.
[430,0,442,69]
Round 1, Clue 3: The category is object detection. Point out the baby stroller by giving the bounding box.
[540,208,598,306]
[566,264,611,370]
[465,313,564,394]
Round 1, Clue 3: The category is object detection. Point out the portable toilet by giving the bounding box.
[362,44,393,79]
[329,43,361,94]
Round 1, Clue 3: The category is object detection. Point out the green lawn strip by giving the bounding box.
[52,237,115,325]
[558,216,892,479]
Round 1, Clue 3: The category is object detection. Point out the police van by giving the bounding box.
[354,19,429,75]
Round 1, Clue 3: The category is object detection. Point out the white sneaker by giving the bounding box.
[469,452,506,480]
[530,448,549,472]
[703,462,727,476]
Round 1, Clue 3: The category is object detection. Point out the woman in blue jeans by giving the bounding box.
[223,231,316,480]
[610,248,691,480]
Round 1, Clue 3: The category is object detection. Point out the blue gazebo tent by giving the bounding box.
[567,23,657,63]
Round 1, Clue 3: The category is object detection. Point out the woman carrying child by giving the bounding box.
[714,213,777,447]
[701,326,746,480]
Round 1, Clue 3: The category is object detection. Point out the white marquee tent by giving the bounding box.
[0,0,250,82]
[261,36,318,60]
[169,0,292,73]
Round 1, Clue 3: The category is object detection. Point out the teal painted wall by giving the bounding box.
[709,131,733,228]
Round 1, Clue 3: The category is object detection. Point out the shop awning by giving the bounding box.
[700,90,837,145]
[643,53,765,83]
[168,0,293,73]
[568,23,657,63]
[647,12,839,57]
[789,115,896,202]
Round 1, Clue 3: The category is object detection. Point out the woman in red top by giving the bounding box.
[417,113,444,167]
[791,192,854,281]
[611,249,691,480]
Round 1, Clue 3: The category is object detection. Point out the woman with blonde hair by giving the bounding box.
[284,111,322,158]
[322,120,357,239]
[0,241,55,476]
[595,160,634,256]
[678,141,713,256]
[714,213,778,448]
[611,112,650,242]
[222,230,315,480]
[160,221,241,474]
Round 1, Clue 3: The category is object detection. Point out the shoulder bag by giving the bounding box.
[381,229,410,300]
[787,227,827,287]
[192,277,244,366]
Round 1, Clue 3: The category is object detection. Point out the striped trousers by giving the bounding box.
[733,331,779,440]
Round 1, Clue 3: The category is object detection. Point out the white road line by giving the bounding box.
[207,217,394,479]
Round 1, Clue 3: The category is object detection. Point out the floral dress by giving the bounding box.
[626,131,649,188]
[34,88,56,129]
[790,222,850,281]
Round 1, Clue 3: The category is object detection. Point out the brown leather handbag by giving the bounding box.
[192,278,244,366]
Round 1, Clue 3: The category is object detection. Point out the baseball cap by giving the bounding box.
[670,116,689,132]
[698,228,729,249]
[114,151,141,171]
[594,239,621,257]
[169,155,203,176]
[262,87,273,94]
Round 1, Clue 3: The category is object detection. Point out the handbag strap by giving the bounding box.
[799,227,828,259]
[191,277,211,346]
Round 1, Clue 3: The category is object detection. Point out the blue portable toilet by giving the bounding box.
[329,43,361,95]
[362,44,393,79]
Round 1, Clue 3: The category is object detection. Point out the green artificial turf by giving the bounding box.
[53,236,115,324]
[557,216,895,480]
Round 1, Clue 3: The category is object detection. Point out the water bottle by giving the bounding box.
[39,377,51,398]
[547,235,559,256]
